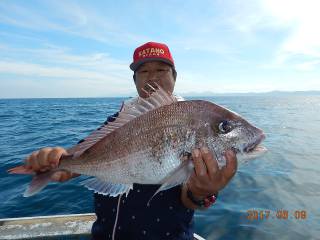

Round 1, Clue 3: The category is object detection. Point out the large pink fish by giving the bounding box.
[9,85,266,198]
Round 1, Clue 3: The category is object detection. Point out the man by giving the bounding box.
[25,42,237,239]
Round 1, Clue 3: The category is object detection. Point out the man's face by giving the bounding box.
[134,61,176,98]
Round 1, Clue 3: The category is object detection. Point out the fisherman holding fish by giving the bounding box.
[11,42,266,240]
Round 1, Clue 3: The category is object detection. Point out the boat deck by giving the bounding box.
[0,213,205,239]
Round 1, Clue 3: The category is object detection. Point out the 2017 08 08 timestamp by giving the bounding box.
[245,209,307,221]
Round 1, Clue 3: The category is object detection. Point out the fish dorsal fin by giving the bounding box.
[122,83,177,111]
[68,84,177,157]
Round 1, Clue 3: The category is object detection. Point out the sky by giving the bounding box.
[0,0,320,98]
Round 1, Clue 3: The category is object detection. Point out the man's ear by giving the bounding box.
[133,73,136,83]
[172,68,177,81]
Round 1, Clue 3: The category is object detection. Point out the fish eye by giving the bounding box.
[218,120,232,133]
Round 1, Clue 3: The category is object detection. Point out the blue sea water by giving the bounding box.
[0,94,319,240]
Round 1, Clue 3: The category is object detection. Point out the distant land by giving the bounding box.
[179,90,320,97]
[97,90,320,98]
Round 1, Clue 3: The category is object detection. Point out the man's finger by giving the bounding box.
[222,150,237,181]
[200,147,218,179]
[48,147,67,167]
[192,149,207,177]
[25,151,38,168]
[51,171,63,181]
[38,148,52,168]
[30,151,40,171]
[25,155,33,169]
[51,171,72,182]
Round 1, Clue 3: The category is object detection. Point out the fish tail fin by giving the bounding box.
[148,160,194,205]
[7,165,34,174]
[8,165,57,197]
[23,170,56,197]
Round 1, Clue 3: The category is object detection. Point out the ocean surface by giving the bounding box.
[0,94,319,240]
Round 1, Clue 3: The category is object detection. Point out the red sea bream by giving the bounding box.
[9,85,266,197]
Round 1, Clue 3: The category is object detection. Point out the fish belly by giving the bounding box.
[65,150,182,184]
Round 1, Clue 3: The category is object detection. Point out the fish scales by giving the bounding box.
[60,101,208,183]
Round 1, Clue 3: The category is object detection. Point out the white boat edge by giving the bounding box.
[0,213,205,239]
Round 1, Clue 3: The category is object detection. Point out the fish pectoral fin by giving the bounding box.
[82,178,133,197]
[159,160,194,191]
[148,160,194,205]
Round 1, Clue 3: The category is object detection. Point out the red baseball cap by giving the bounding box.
[130,42,174,71]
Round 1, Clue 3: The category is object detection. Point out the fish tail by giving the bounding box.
[23,170,56,197]
[8,165,60,197]
[7,165,34,174]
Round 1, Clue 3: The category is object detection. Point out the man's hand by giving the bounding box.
[25,147,75,182]
[181,147,237,209]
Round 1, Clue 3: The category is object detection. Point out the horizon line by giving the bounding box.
[1,90,319,100]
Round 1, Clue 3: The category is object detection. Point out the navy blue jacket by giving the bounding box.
[91,184,194,240]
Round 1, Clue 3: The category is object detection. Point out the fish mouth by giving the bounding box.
[243,133,266,154]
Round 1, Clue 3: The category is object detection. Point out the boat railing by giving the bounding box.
[0,213,205,240]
